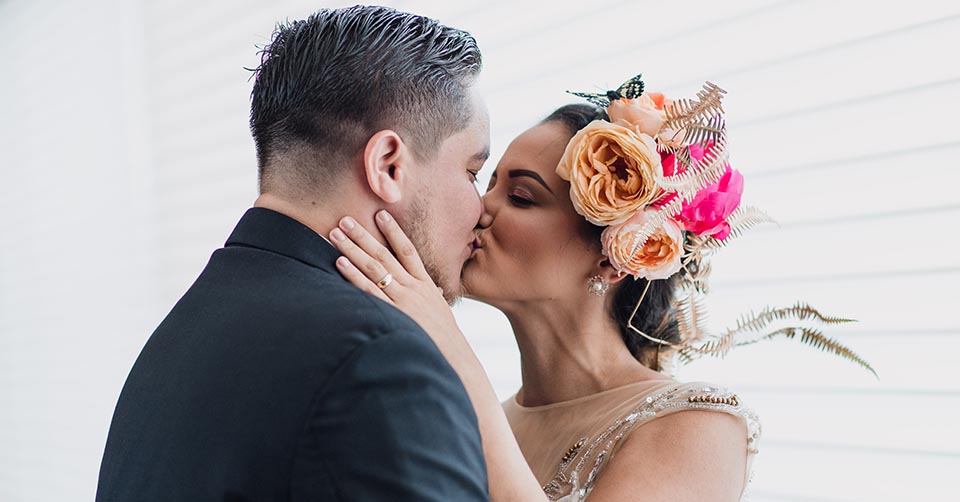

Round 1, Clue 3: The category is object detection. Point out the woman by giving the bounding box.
[328,77,763,501]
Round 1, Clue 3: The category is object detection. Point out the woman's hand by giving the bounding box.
[328,210,466,358]
[329,210,549,502]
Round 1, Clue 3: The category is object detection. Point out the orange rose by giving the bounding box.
[601,208,684,280]
[608,93,686,148]
[556,120,662,226]
[607,94,665,137]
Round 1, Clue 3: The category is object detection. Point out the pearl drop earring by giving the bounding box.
[587,275,609,297]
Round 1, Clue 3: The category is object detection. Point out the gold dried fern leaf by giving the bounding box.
[654,137,729,193]
[663,82,727,131]
[691,206,776,252]
[675,289,711,346]
[766,302,857,325]
[730,303,855,338]
[681,115,726,146]
[696,81,727,105]
[626,195,686,257]
[685,330,737,358]
[725,206,777,237]
[656,141,681,155]
[738,327,878,378]
[677,347,697,365]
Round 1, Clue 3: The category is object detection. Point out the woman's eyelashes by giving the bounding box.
[508,186,535,207]
[468,169,480,183]
[487,174,535,207]
[508,194,534,207]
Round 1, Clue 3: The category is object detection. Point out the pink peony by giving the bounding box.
[657,142,744,240]
[677,165,743,240]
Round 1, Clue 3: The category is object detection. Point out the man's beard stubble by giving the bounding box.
[402,199,465,305]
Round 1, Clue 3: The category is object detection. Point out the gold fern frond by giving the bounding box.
[677,348,697,365]
[663,82,727,132]
[680,115,726,146]
[673,144,693,168]
[725,206,777,237]
[684,330,737,358]
[656,141,681,155]
[729,303,855,339]
[689,206,776,252]
[696,81,727,105]
[675,289,711,346]
[737,327,878,378]
[764,302,857,325]
[655,141,729,195]
[679,241,714,293]
[626,194,687,258]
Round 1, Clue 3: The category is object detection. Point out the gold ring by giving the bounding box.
[376,273,393,290]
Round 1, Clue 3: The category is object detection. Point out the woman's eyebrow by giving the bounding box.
[508,169,554,194]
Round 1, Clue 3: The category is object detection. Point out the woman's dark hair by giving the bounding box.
[543,104,681,369]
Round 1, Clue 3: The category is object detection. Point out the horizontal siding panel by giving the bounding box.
[706,208,960,281]
[485,4,960,135]
[734,80,960,171]
[680,331,958,391]
[737,391,960,453]
[484,2,960,98]
[704,271,958,332]
[749,445,958,500]
[743,143,960,222]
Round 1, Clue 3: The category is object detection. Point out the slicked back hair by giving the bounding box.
[249,6,482,193]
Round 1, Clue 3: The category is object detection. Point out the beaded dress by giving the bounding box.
[502,380,761,501]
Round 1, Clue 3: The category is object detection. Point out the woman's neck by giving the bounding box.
[501,300,670,408]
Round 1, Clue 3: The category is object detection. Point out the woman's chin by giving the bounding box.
[460,263,492,303]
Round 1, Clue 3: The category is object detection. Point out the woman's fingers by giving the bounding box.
[330,217,405,284]
[374,210,431,280]
[334,256,392,303]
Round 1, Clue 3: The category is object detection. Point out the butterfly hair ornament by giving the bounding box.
[560,73,876,377]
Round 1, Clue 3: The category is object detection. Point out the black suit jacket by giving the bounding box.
[97,208,488,501]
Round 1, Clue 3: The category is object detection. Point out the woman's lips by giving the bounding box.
[467,236,483,260]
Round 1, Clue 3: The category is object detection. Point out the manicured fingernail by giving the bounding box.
[336,256,349,267]
[377,210,391,223]
[330,228,345,242]
[340,217,356,230]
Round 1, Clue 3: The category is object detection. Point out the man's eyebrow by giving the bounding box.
[472,148,490,163]
[508,169,554,194]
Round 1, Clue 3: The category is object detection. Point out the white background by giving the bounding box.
[1,1,958,500]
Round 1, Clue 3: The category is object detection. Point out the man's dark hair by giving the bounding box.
[249,5,482,192]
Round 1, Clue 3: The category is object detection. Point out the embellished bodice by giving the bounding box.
[502,380,761,501]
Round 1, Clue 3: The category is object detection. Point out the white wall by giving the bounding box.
[1,1,957,500]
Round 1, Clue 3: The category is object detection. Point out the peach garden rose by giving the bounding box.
[601,208,684,280]
[607,92,687,148]
[556,120,662,226]
[607,93,666,137]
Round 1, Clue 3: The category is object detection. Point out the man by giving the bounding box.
[97,6,490,501]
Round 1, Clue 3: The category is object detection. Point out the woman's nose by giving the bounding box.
[477,193,495,229]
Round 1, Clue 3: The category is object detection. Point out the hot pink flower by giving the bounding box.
[656,142,744,240]
[677,166,743,240]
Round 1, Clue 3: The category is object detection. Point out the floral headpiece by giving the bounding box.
[560,74,875,376]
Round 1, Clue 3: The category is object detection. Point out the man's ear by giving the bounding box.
[362,130,409,204]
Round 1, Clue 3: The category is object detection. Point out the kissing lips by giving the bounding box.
[469,235,483,258]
